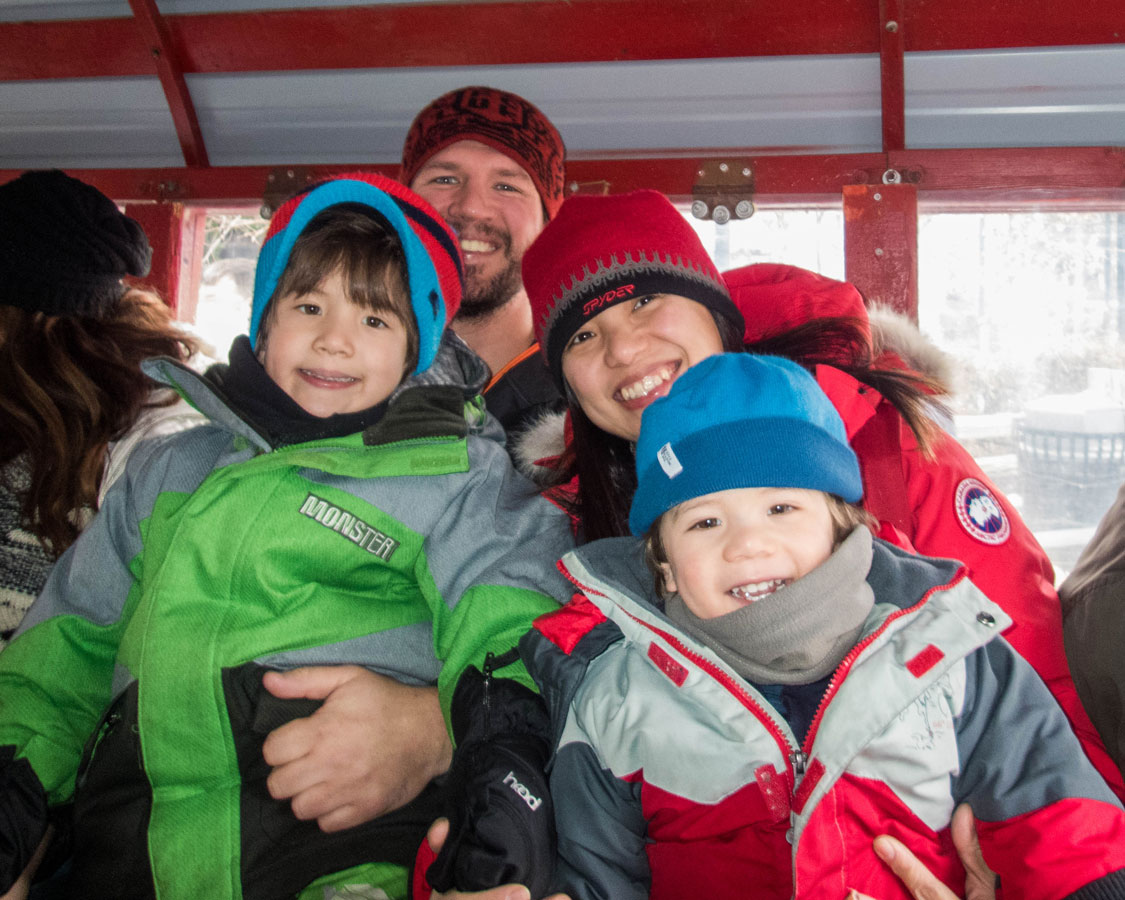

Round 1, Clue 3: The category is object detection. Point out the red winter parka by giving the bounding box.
[726,262,1124,800]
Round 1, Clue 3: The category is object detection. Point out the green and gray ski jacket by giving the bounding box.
[0,335,573,900]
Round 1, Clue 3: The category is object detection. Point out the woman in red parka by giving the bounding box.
[517,188,1124,803]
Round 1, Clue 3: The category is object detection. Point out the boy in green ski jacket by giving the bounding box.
[0,173,573,900]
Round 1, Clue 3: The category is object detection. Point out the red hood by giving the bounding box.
[723,262,871,348]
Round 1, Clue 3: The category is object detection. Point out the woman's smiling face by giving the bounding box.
[560,292,724,441]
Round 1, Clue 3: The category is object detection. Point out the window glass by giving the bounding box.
[195,211,268,361]
[686,206,845,277]
[919,210,1125,579]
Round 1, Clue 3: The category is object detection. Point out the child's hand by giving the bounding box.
[261,666,452,831]
[425,819,571,900]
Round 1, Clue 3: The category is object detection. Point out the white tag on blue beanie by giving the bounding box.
[658,443,683,479]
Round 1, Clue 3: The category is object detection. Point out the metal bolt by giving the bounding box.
[882,168,903,185]
[712,204,731,225]
[568,181,578,193]
[873,192,882,201]
[976,611,997,627]
[690,200,710,220]
[742,167,751,177]
[885,20,898,32]
[719,162,729,173]
[287,169,294,178]
[874,247,884,257]
[734,200,755,219]
[259,204,272,219]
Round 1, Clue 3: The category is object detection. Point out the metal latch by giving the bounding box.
[691,160,755,225]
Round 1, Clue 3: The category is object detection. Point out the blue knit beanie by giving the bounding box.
[628,353,863,535]
[249,172,463,375]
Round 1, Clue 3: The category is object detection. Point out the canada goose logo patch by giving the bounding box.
[954,478,1010,545]
[299,493,399,560]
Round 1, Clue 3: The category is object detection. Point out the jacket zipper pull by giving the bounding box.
[481,647,521,730]
[482,651,497,726]
[790,748,808,776]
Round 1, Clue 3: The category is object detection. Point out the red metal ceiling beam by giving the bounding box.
[906,0,1125,51]
[127,0,209,168]
[3,0,1122,82]
[879,0,906,153]
[4,147,1121,205]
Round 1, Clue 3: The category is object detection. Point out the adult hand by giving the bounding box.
[424,819,571,900]
[852,804,995,900]
[262,666,453,832]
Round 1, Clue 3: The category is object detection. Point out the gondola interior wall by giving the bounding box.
[3,0,1124,575]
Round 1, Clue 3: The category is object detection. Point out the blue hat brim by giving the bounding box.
[628,417,863,535]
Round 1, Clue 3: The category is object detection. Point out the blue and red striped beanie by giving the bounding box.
[250,172,463,375]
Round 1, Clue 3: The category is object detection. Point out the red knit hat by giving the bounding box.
[524,190,744,390]
[724,263,872,349]
[399,86,566,219]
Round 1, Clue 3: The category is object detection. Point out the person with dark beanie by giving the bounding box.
[1,169,201,651]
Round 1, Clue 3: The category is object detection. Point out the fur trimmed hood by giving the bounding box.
[511,406,569,484]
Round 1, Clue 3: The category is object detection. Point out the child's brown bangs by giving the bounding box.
[261,206,420,370]
[275,216,410,323]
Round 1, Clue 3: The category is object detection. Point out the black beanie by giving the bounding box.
[0,169,152,319]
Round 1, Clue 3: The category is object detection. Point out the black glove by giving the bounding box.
[426,652,556,899]
[0,745,49,893]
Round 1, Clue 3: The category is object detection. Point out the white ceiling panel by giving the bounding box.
[907,47,1125,148]
[0,77,182,168]
[187,55,883,167]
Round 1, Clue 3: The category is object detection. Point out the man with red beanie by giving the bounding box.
[401,85,567,437]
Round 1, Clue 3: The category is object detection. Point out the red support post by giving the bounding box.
[177,208,207,324]
[843,184,918,319]
[125,203,186,315]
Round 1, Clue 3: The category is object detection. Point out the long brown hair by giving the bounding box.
[548,312,948,543]
[0,288,198,556]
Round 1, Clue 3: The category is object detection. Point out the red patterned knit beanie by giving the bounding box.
[524,190,744,390]
[400,86,566,219]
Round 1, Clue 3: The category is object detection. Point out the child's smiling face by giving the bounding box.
[657,486,835,619]
[258,268,410,418]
